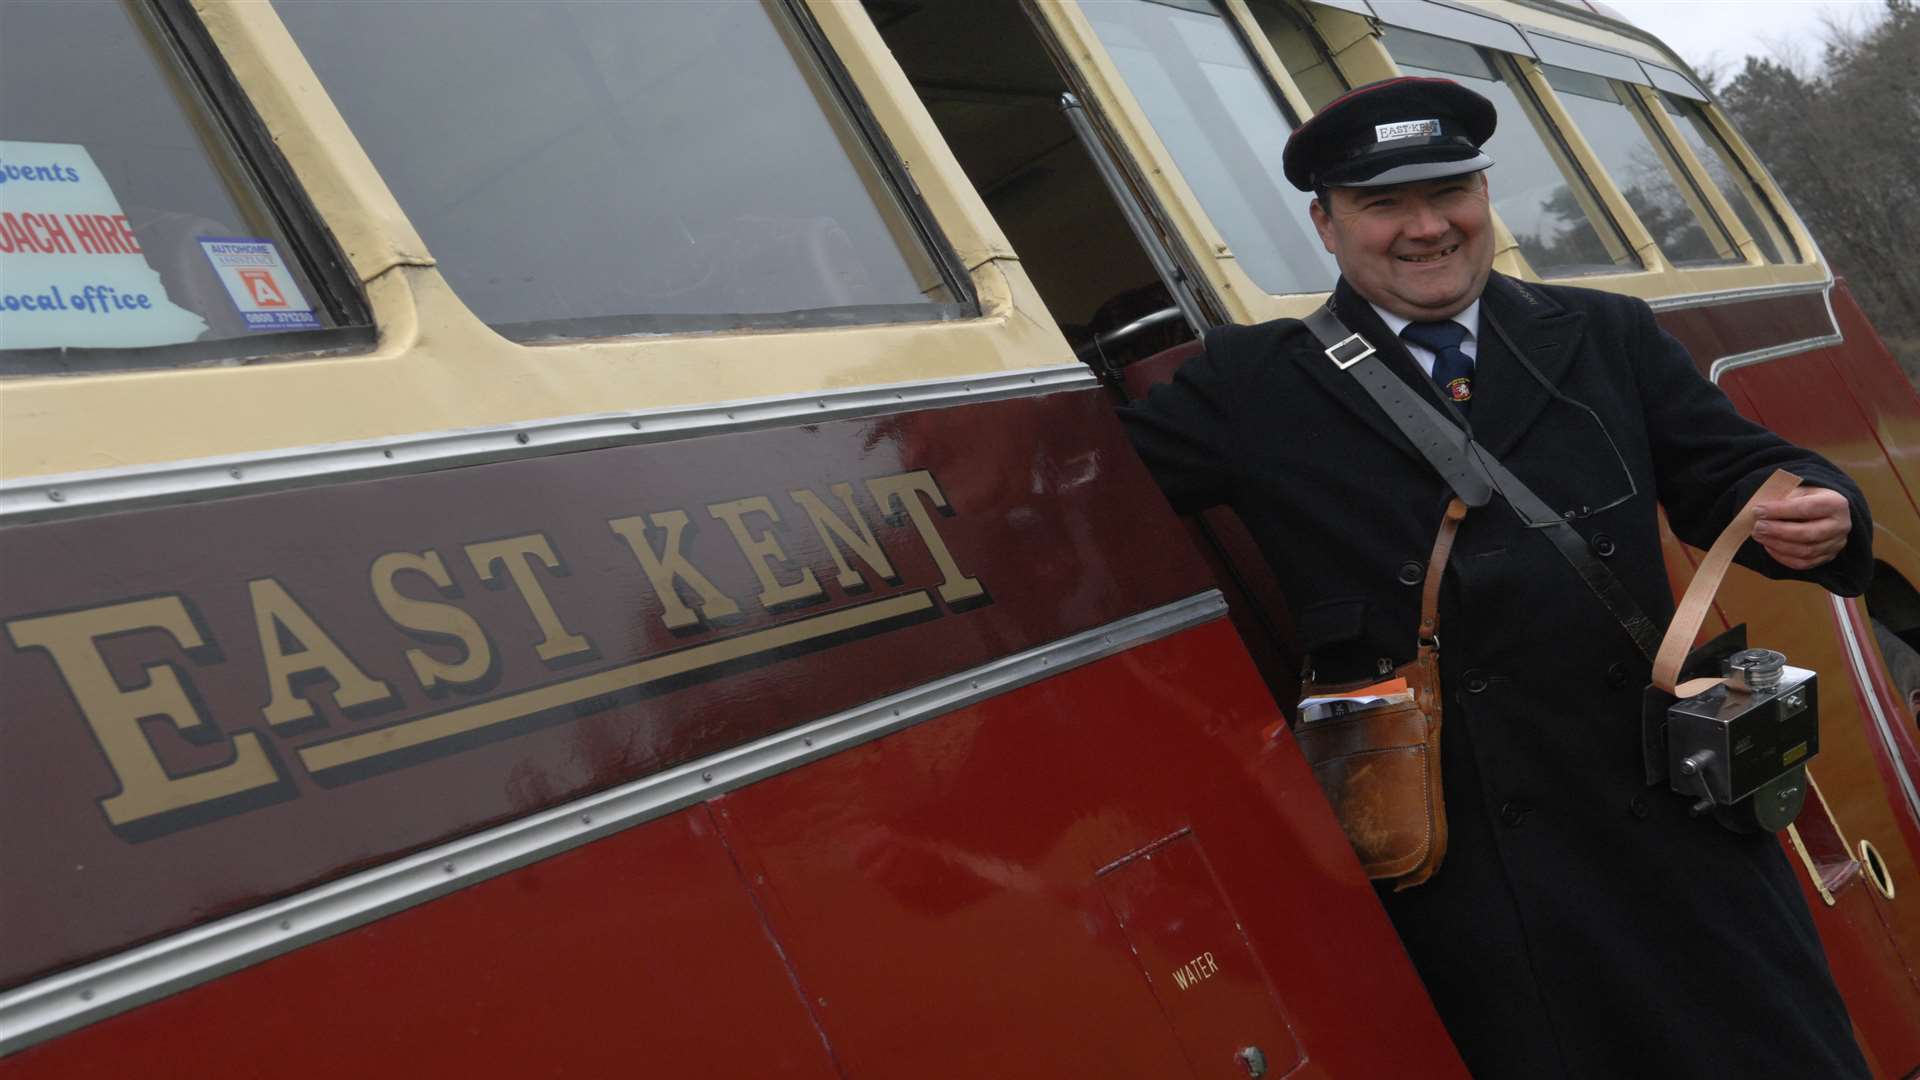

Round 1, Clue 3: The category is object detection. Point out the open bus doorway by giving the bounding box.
[862,0,1309,702]
[860,0,1206,377]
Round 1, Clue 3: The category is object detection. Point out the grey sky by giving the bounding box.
[1603,0,1889,78]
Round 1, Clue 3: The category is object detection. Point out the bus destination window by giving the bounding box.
[1539,65,1741,267]
[0,0,355,373]
[1382,27,1639,278]
[272,0,968,342]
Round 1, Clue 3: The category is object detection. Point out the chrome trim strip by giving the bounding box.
[1830,595,1920,827]
[0,365,1095,525]
[1645,277,1833,313]
[0,590,1228,1056]
[1707,333,1843,384]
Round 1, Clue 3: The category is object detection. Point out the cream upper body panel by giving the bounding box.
[0,0,1074,482]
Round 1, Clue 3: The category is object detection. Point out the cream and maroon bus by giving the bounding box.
[2,1,1917,1075]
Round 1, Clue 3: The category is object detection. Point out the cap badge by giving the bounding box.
[1375,119,1442,142]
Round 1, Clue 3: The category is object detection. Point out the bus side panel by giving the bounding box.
[0,388,1212,991]
[1824,282,1920,522]
[1655,289,1835,379]
[1,805,842,1080]
[715,618,1468,1079]
[1,622,1464,1079]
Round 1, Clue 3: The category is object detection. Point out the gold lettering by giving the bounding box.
[251,578,396,727]
[463,534,595,664]
[866,470,986,607]
[789,483,896,592]
[7,597,282,828]
[608,510,743,631]
[708,496,823,610]
[370,550,495,693]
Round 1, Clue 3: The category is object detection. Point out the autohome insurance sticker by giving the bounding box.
[198,237,319,332]
[0,140,208,350]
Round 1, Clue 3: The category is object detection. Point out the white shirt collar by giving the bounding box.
[1369,299,1481,344]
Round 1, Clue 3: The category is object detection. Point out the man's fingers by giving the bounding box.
[1753,516,1847,544]
[1754,487,1848,522]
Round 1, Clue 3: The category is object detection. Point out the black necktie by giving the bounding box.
[1401,320,1474,414]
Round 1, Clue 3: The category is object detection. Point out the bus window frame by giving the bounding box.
[0,0,1080,484]
[0,0,375,377]
[1025,0,1834,324]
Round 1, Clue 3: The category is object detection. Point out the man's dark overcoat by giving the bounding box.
[1122,271,1874,1079]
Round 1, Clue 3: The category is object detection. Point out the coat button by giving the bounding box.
[1606,661,1631,688]
[1397,560,1425,586]
[1629,794,1651,820]
[1591,533,1617,558]
[1463,669,1489,694]
[1500,800,1532,827]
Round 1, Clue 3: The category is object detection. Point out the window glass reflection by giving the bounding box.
[1083,0,1341,296]
[1540,66,1736,266]
[1383,27,1636,277]
[1245,0,1349,112]
[274,0,960,339]
[1661,94,1795,263]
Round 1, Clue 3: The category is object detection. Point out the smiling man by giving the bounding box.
[1123,77,1870,1077]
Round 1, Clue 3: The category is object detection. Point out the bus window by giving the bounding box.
[1381,27,1638,278]
[1538,66,1739,267]
[1660,93,1797,264]
[1081,0,1341,297]
[272,0,968,342]
[1244,0,1349,112]
[0,1,358,371]
[859,0,1194,370]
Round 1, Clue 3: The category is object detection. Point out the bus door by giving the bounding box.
[860,0,1343,700]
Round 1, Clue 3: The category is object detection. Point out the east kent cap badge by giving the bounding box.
[1282,76,1497,192]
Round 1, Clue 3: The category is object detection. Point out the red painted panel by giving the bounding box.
[2,806,839,1080]
[0,388,1213,989]
[715,619,1467,1078]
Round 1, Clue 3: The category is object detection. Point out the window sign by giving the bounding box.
[0,140,208,350]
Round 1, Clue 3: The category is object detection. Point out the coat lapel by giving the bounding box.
[1470,273,1587,459]
[1286,279,1453,473]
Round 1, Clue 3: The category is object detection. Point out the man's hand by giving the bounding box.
[1752,487,1852,570]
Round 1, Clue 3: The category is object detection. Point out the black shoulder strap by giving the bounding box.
[1302,303,1662,662]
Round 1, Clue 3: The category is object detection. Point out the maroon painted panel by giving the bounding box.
[0,387,1213,989]
[4,624,1463,1078]
[1824,280,1920,524]
[714,618,1468,1078]
[1654,288,1833,377]
[4,806,843,1079]
[1099,833,1305,1077]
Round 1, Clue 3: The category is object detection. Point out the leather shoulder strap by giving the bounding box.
[1302,302,1662,662]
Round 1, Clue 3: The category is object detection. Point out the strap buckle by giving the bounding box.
[1325,333,1375,371]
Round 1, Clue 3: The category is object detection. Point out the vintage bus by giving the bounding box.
[2,0,1918,1075]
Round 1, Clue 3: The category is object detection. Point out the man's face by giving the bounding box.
[1309,173,1494,321]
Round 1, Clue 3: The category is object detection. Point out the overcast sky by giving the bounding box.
[1603,1,1889,78]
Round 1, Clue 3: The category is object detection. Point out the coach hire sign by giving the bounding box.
[0,392,1209,988]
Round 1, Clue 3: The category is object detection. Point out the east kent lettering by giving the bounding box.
[5,469,987,840]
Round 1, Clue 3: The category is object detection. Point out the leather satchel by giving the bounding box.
[1294,497,1464,890]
